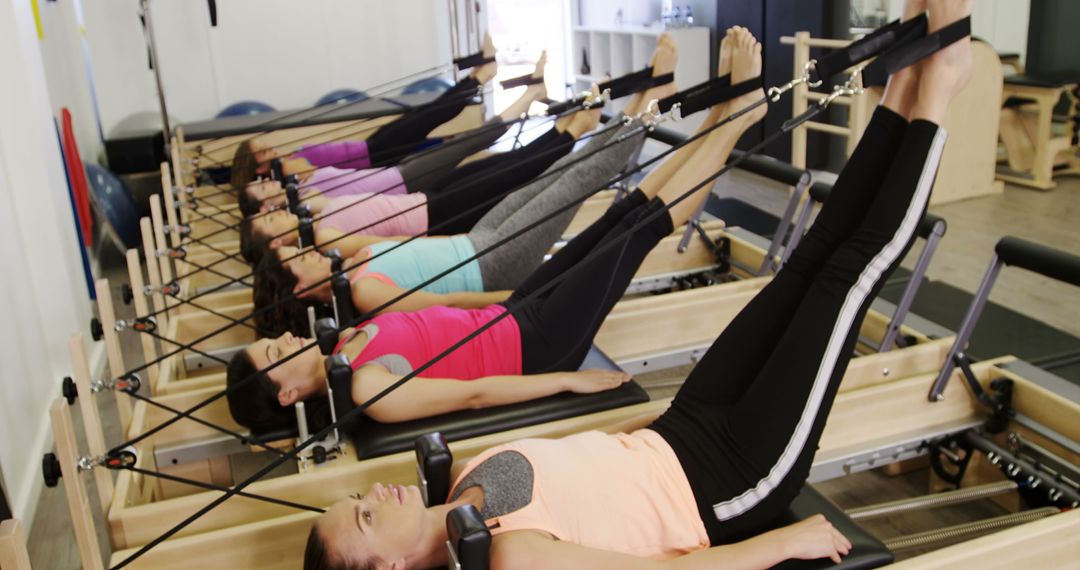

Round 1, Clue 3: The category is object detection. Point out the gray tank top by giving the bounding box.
[450,451,534,521]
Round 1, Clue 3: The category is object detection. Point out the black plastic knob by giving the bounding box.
[121,283,134,305]
[312,445,327,465]
[62,376,78,405]
[90,317,104,342]
[42,453,62,487]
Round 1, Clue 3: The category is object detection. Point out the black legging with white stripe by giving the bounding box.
[649,107,946,545]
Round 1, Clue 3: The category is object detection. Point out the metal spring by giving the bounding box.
[883,507,1059,551]
[847,481,1017,521]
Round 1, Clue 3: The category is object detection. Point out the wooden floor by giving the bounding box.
[25,171,1080,568]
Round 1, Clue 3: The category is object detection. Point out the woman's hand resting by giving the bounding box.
[562,369,632,394]
[774,514,852,564]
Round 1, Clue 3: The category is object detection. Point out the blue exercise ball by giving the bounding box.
[84,163,141,249]
[402,76,454,95]
[216,100,276,118]
[316,89,370,106]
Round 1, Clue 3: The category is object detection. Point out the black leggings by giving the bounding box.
[509,189,675,373]
[648,107,946,545]
[423,127,576,235]
[365,77,481,166]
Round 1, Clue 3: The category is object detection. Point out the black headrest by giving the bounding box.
[447,505,490,570]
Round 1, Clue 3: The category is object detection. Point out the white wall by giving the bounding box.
[0,0,96,525]
[81,0,453,137]
[36,0,105,162]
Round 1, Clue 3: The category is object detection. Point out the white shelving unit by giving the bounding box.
[570,25,710,133]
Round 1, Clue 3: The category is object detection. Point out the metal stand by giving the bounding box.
[138,0,172,146]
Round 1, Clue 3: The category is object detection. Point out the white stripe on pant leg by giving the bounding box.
[712,127,949,521]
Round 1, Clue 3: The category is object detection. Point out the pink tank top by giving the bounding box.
[301,166,407,199]
[336,305,522,379]
[317,193,428,237]
[451,430,709,559]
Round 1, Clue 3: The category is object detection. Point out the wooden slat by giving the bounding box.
[0,519,32,570]
[49,400,106,570]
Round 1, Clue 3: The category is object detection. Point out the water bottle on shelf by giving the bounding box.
[685,5,694,27]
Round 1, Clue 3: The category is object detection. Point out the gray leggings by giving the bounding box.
[397,118,511,195]
[470,115,646,290]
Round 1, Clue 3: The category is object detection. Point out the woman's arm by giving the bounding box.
[351,278,511,314]
[493,516,851,570]
[353,365,631,423]
[315,228,405,258]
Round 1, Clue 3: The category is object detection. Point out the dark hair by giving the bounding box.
[231,139,258,191]
[238,184,262,218]
[226,349,334,434]
[225,350,294,433]
[240,215,268,266]
[304,523,376,570]
[253,253,314,338]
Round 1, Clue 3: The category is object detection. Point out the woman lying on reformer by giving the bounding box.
[249,37,688,336]
[251,107,647,337]
[238,102,600,264]
[303,2,973,566]
[230,33,502,193]
[238,52,552,218]
[225,26,766,432]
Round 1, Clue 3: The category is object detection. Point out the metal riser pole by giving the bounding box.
[847,481,1017,521]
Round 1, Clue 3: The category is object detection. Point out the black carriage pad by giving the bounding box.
[772,486,894,570]
[347,345,649,458]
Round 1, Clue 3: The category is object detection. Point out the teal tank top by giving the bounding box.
[352,235,485,294]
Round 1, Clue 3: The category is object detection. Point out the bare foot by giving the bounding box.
[878,0,927,119]
[717,27,735,77]
[640,34,679,104]
[473,32,498,84]
[725,27,767,127]
[913,0,973,123]
[568,83,603,137]
[523,50,549,102]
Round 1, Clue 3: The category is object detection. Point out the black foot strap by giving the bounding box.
[499,73,545,89]
[454,51,496,70]
[863,16,971,86]
[658,74,760,117]
[599,67,676,99]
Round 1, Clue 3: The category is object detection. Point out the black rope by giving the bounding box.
[167,107,560,265]
[126,390,285,456]
[111,94,754,454]
[193,84,486,171]
[110,91,813,570]
[185,110,553,241]
[191,61,460,158]
[117,464,323,513]
[120,118,624,377]
[149,112,608,327]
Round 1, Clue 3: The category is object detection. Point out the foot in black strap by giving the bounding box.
[912,0,973,123]
[499,50,548,93]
